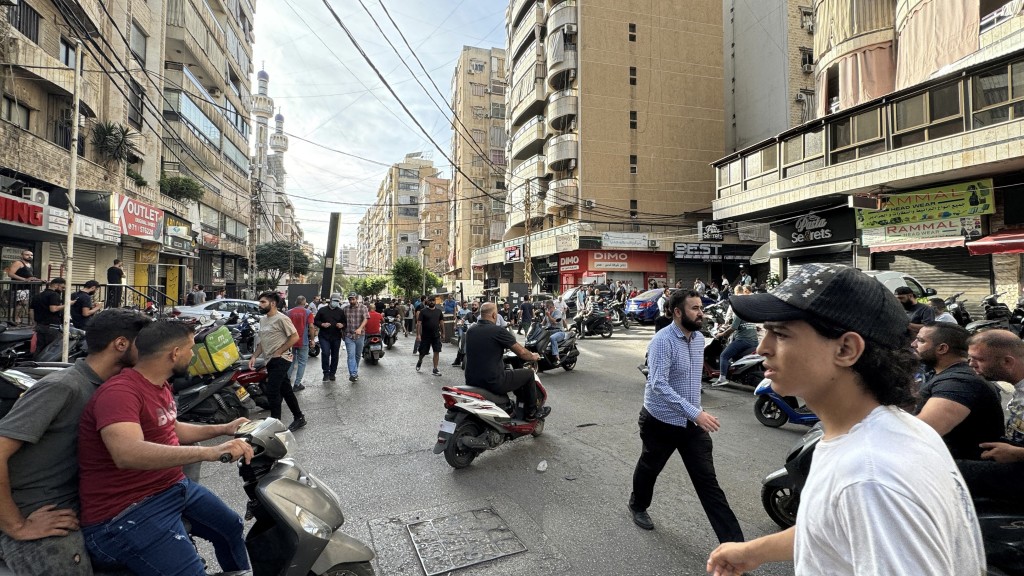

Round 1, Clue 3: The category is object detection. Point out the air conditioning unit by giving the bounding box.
[21,188,48,204]
[568,159,577,169]
[583,199,595,209]
[568,69,577,80]
[647,240,658,249]
[565,24,577,34]
[802,63,814,73]
[807,22,815,33]
[210,88,223,98]
[795,92,807,102]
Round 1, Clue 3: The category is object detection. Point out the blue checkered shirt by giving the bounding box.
[644,321,703,426]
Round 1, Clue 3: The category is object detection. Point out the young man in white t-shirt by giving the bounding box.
[707,264,984,576]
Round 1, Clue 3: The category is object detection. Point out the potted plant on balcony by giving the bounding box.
[158,172,204,203]
[91,121,140,167]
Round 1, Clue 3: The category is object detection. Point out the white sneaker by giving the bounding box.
[712,376,729,387]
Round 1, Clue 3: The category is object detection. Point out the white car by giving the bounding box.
[863,270,936,299]
[174,298,261,321]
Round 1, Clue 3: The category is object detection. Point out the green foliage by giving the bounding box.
[766,273,782,289]
[389,256,442,297]
[126,167,147,187]
[255,241,312,284]
[351,276,389,297]
[90,121,140,167]
[159,174,204,203]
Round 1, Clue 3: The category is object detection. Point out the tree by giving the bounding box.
[255,241,311,285]
[390,257,442,297]
[352,276,388,297]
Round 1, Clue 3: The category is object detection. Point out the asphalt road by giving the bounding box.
[197,323,802,576]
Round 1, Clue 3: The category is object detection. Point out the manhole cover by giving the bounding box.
[406,508,527,575]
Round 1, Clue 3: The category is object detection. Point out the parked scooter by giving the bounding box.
[608,301,630,330]
[966,292,1014,333]
[173,367,254,425]
[362,333,385,365]
[433,366,550,468]
[382,316,400,349]
[0,353,37,420]
[753,378,819,428]
[32,325,88,362]
[230,418,376,575]
[945,291,974,327]
[0,324,35,361]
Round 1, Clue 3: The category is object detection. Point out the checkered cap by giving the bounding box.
[729,263,910,348]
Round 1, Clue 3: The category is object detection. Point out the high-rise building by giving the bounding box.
[469,0,726,292]
[447,46,507,284]
[357,153,436,275]
[420,176,451,276]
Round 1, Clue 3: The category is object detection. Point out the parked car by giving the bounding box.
[174,299,261,321]
[625,288,667,323]
[863,270,936,298]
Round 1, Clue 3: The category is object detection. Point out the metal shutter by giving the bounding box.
[786,251,854,271]
[872,248,992,317]
[121,247,136,287]
[45,242,96,285]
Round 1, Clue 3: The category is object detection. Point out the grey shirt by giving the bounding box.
[257,312,297,361]
[193,289,207,304]
[0,360,103,516]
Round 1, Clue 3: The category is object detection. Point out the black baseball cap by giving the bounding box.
[729,263,910,348]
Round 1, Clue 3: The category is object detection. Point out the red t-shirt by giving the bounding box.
[287,307,313,346]
[78,368,184,525]
[365,311,383,335]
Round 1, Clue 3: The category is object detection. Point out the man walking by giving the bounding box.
[629,290,743,544]
[0,309,149,575]
[518,295,534,335]
[342,293,368,382]
[105,259,124,309]
[70,280,104,329]
[287,296,314,392]
[30,278,66,358]
[314,293,345,382]
[250,292,305,431]
[416,296,444,376]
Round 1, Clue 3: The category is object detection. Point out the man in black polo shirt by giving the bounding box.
[30,278,65,359]
[464,303,545,420]
[70,280,104,329]
[416,298,445,376]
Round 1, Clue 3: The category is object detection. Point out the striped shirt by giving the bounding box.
[644,321,703,427]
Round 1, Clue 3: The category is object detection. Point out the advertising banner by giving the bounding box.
[504,245,523,263]
[773,208,856,251]
[855,179,994,228]
[601,232,648,249]
[861,216,982,246]
[117,194,164,241]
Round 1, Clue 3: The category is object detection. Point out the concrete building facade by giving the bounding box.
[420,176,451,276]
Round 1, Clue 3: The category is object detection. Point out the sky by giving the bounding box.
[251,0,507,252]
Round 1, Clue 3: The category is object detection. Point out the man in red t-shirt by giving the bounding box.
[286,296,314,391]
[366,303,383,336]
[78,321,253,575]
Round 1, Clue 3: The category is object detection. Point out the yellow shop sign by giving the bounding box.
[855,179,993,229]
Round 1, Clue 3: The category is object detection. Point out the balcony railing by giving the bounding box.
[546,178,578,213]
[166,0,228,80]
[546,88,578,131]
[544,133,578,172]
[510,115,546,160]
[547,0,577,35]
[511,3,544,60]
[511,153,547,181]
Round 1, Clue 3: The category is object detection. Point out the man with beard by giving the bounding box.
[77,321,254,575]
[628,290,744,544]
[70,280,104,329]
[911,323,1003,460]
[895,286,935,334]
[250,292,305,431]
[416,296,444,376]
[30,278,66,358]
[0,309,149,576]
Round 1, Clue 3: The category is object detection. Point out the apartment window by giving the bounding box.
[489,80,505,95]
[398,181,418,191]
[1,96,29,130]
[799,6,814,30]
[830,107,885,163]
[717,159,743,195]
[495,180,506,190]
[474,179,485,190]
[223,138,250,174]
[472,202,484,211]
[490,103,506,118]
[128,80,144,129]
[628,23,637,42]
[399,168,419,179]
[405,246,413,255]
[7,3,40,44]
[469,60,485,74]
[471,83,486,97]
[60,38,77,68]
[743,143,780,188]
[800,48,814,68]
[893,81,964,148]
[130,21,148,65]
[630,200,638,219]
[472,155,484,167]
[629,67,637,86]
[399,234,409,242]
[629,110,637,129]
[164,90,221,148]
[629,154,638,174]
[971,62,1024,128]
[471,225,485,235]
[491,199,504,211]
[471,128,485,143]
[491,55,505,76]
[781,128,824,177]
[490,149,506,166]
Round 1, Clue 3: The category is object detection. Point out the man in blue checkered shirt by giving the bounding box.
[628,290,744,543]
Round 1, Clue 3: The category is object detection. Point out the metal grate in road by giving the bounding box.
[406,508,527,575]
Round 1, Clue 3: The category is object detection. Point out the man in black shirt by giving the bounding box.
[912,322,1004,460]
[895,286,936,334]
[517,296,534,336]
[70,280,104,329]
[30,278,66,358]
[105,259,124,308]
[417,298,445,376]
[465,303,543,419]
[313,293,345,382]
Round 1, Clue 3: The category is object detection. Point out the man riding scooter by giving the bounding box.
[464,303,546,420]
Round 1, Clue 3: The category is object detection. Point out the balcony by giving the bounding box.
[545,178,578,214]
[162,118,218,168]
[166,0,228,84]
[511,153,547,182]
[547,0,577,35]
[547,44,577,90]
[0,121,108,192]
[510,116,547,161]
[544,134,578,172]
[546,89,578,131]
[509,0,537,29]
[511,3,544,60]
[8,37,100,118]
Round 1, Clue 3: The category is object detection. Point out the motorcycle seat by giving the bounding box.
[0,329,32,343]
[457,386,511,405]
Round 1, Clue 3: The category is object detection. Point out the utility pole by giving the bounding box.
[523,181,532,292]
[61,41,82,362]
[248,179,262,297]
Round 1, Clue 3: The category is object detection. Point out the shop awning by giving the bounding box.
[966,230,1024,255]
[768,241,853,259]
[869,238,965,254]
[749,242,770,265]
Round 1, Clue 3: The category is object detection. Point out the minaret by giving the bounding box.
[252,70,274,183]
[269,111,289,190]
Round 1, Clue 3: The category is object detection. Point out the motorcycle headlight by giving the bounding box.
[295,505,332,539]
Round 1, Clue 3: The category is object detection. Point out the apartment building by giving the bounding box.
[446,46,507,284]
[725,0,818,151]
[469,0,727,292]
[712,0,1024,309]
[357,153,436,276]
[420,176,451,276]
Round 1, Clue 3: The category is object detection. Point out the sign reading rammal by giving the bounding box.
[855,179,994,228]
[117,194,164,241]
[773,208,856,250]
[861,216,983,246]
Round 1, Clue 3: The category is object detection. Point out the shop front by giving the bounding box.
[558,250,668,292]
[115,194,166,303]
[161,213,198,304]
[672,242,760,287]
[771,207,857,274]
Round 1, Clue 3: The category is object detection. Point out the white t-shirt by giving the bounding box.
[933,311,957,324]
[794,406,984,576]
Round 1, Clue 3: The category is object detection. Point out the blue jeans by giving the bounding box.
[719,338,758,378]
[83,477,248,575]
[345,334,365,376]
[319,335,341,376]
[549,330,565,357]
[289,343,308,386]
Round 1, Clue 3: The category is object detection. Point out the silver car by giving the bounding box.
[174,298,261,321]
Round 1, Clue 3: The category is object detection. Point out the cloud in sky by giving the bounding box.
[251,0,506,254]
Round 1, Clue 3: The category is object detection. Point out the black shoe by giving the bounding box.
[288,416,307,432]
[293,383,305,392]
[329,374,336,381]
[432,368,441,377]
[322,372,330,382]
[537,406,551,419]
[629,506,654,530]
[451,361,462,367]
[416,358,423,371]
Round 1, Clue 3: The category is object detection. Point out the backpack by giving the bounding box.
[185,292,195,306]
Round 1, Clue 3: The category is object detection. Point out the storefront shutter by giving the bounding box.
[786,251,854,271]
[872,248,992,316]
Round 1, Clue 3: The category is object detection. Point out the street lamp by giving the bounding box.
[419,238,431,297]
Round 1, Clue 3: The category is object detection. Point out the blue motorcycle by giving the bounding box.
[753,378,819,428]
[383,315,400,349]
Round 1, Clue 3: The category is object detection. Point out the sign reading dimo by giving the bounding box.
[559,254,580,271]
[592,251,630,269]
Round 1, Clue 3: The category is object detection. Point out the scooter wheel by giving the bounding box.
[531,418,545,437]
[444,421,481,469]
[561,357,577,371]
[761,484,798,529]
[324,561,375,576]
[754,396,789,427]
[622,318,630,330]
[600,325,613,338]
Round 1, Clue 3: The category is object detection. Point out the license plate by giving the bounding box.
[235,386,249,400]
[439,420,456,434]
[370,344,382,351]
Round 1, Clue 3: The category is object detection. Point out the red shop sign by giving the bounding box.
[587,250,666,272]
[0,196,43,227]
[117,194,164,241]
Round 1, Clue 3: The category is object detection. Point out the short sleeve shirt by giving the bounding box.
[908,303,936,325]
[31,289,62,326]
[106,266,124,284]
[913,363,1004,460]
[70,291,93,329]
[418,307,443,337]
[286,307,312,346]
[365,311,383,335]
[464,320,517,389]
[258,312,298,359]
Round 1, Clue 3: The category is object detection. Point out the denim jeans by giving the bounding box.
[718,338,757,378]
[289,343,308,386]
[319,335,341,377]
[549,331,565,357]
[345,334,365,376]
[82,477,249,575]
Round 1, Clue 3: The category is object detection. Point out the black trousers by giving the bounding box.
[319,335,341,376]
[957,458,1024,505]
[630,407,744,543]
[485,369,538,416]
[33,326,59,359]
[106,286,122,308]
[265,357,302,421]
